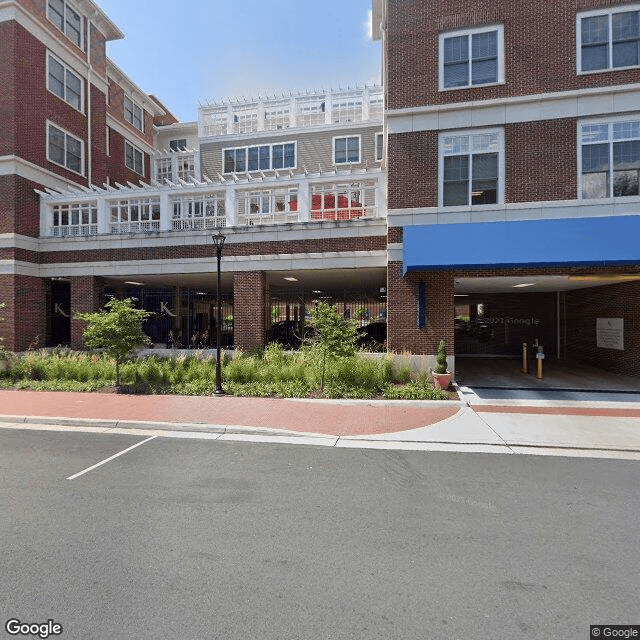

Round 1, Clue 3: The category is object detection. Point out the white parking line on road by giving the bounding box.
[66,436,158,480]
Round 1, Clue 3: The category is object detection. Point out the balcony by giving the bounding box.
[38,167,385,238]
[199,86,383,139]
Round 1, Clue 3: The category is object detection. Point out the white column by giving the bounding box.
[289,96,296,129]
[324,92,333,125]
[159,190,171,231]
[96,197,109,235]
[362,86,370,122]
[297,179,311,223]
[225,186,237,226]
[375,172,387,219]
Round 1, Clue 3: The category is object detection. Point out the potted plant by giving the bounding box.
[432,339,451,390]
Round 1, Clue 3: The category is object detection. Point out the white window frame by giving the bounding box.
[577,5,640,74]
[578,115,640,199]
[124,141,144,176]
[46,121,84,175]
[222,142,297,174]
[439,24,504,91]
[333,135,361,165]
[47,0,83,48]
[124,95,144,132]
[375,132,384,162]
[438,127,505,208]
[46,52,84,112]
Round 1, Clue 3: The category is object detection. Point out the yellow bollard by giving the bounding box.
[536,348,544,379]
[522,343,529,374]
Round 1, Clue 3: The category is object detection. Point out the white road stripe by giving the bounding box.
[66,436,157,480]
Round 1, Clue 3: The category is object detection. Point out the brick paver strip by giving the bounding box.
[0,390,458,436]
[475,405,640,418]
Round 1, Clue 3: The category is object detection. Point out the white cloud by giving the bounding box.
[364,10,373,41]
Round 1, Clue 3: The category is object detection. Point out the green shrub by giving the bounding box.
[434,340,448,374]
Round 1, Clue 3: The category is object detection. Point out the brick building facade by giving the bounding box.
[2,0,640,380]
[1,0,387,354]
[375,0,640,376]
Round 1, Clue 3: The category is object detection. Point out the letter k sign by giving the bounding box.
[159,302,176,317]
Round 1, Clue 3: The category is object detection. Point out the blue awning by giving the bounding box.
[403,215,640,273]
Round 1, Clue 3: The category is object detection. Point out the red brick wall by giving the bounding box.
[106,128,151,185]
[388,131,438,209]
[387,262,455,354]
[90,86,108,186]
[0,21,18,157]
[386,0,640,110]
[107,78,155,147]
[39,234,387,265]
[388,118,580,209]
[505,119,578,203]
[70,276,101,349]
[565,281,640,377]
[0,274,47,351]
[0,175,42,237]
[233,271,268,351]
[15,25,89,184]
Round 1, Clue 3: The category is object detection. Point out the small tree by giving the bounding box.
[306,301,361,390]
[434,339,448,374]
[76,298,151,386]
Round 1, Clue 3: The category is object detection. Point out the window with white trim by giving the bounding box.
[233,110,258,134]
[172,194,226,230]
[156,157,172,183]
[124,95,144,131]
[440,129,503,207]
[52,202,97,236]
[47,122,83,174]
[334,136,361,164]
[241,189,298,224]
[296,98,325,126]
[264,106,290,130]
[440,25,503,90]
[169,139,187,151]
[47,0,83,48]
[223,142,296,173]
[332,99,363,123]
[580,118,640,198]
[375,133,384,162]
[579,6,640,73]
[110,198,160,233]
[177,155,195,181]
[125,141,144,175]
[47,53,83,111]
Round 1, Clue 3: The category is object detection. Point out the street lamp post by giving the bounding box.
[212,231,226,396]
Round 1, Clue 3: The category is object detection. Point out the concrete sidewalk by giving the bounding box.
[1,389,640,460]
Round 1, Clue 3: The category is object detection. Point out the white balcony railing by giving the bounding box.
[40,167,385,237]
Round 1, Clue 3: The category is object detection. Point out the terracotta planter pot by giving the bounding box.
[432,372,451,390]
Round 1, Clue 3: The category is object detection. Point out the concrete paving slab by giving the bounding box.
[483,413,640,450]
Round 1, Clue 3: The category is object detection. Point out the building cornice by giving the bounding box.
[0,155,85,191]
[387,83,640,133]
[106,115,158,156]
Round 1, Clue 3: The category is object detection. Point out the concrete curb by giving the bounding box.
[2,413,640,456]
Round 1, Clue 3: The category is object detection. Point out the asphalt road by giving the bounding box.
[1,427,639,640]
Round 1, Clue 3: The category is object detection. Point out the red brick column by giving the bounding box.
[387,262,454,355]
[0,275,47,352]
[70,276,101,349]
[233,271,268,351]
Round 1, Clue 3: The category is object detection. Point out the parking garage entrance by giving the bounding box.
[454,292,558,357]
[269,287,388,350]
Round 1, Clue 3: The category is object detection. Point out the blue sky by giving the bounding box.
[98,0,381,123]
